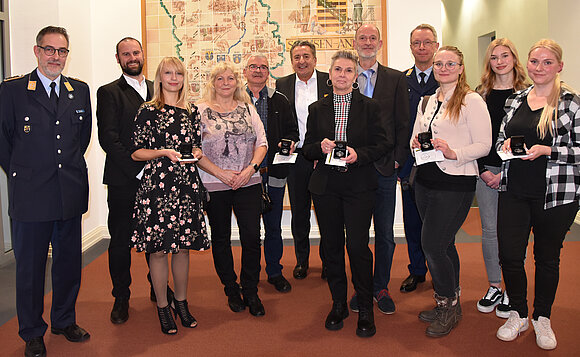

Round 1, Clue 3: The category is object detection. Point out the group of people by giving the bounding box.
[1,21,579,357]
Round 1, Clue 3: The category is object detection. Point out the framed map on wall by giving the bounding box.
[143,0,386,99]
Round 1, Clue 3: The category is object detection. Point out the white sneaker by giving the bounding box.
[477,286,502,313]
[495,291,510,319]
[497,311,529,341]
[532,317,557,350]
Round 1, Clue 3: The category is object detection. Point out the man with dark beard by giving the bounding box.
[97,37,169,324]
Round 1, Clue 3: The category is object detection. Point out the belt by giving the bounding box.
[259,167,268,174]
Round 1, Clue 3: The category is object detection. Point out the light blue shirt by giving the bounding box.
[414,65,433,84]
[36,68,61,98]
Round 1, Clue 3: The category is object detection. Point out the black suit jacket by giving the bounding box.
[97,76,153,186]
[369,63,410,177]
[0,70,92,221]
[302,90,390,195]
[399,66,438,178]
[275,69,332,128]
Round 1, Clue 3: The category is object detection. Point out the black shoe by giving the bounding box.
[156,304,177,335]
[51,324,90,342]
[244,295,265,317]
[25,336,46,357]
[400,274,426,293]
[227,293,246,313]
[150,285,175,303]
[267,275,292,293]
[110,297,129,324]
[356,308,376,337]
[172,298,197,328]
[293,264,308,279]
[325,301,349,331]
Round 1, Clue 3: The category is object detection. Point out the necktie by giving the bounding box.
[419,72,427,88]
[49,82,59,112]
[361,69,375,98]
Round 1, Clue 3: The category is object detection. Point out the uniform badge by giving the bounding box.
[24,125,31,133]
[27,80,37,91]
[64,81,74,92]
[68,93,74,99]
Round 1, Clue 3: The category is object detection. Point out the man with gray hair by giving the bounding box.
[243,54,299,293]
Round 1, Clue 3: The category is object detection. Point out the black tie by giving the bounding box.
[50,82,58,112]
[419,72,427,88]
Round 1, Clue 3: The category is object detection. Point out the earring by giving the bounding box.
[326,79,332,87]
[352,82,359,90]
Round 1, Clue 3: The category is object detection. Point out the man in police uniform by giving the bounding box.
[0,26,91,357]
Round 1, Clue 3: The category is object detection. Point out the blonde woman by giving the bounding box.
[475,38,529,318]
[131,57,209,334]
[197,62,268,317]
[411,46,491,337]
[496,39,580,350]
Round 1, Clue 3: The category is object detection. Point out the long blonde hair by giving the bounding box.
[478,38,529,100]
[148,57,192,113]
[201,61,251,105]
[437,46,470,123]
[529,39,575,139]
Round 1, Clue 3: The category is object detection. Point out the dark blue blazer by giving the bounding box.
[399,66,439,179]
[0,70,92,222]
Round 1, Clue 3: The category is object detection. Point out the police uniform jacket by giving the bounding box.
[0,70,92,222]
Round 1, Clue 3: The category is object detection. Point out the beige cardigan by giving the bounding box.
[410,87,491,176]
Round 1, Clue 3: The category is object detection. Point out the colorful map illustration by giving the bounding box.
[144,0,382,98]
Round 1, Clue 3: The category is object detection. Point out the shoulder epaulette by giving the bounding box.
[66,76,87,84]
[405,68,413,76]
[3,74,25,82]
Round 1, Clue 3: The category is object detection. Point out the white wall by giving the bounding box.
[548,0,580,90]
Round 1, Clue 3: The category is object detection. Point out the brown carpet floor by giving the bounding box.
[2,234,579,355]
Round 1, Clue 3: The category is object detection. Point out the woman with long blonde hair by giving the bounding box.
[495,39,580,351]
[474,38,529,318]
[410,46,491,337]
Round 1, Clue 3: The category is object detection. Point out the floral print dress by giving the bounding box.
[131,103,209,253]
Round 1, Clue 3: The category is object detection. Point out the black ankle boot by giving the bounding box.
[173,299,197,328]
[157,305,177,335]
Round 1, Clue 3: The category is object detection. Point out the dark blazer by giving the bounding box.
[97,76,153,186]
[0,70,92,221]
[275,69,332,123]
[263,87,299,179]
[370,63,410,177]
[399,66,438,178]
[303,90,391,195]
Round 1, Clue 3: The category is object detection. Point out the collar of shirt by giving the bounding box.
[357,61,379,87]
[36,68,61,97]
[246,85,268,104]
[295,69,317,86]
[123,73,148,101]
[414,65,433,83]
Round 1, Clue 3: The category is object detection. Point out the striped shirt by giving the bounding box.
[333,92,352,141]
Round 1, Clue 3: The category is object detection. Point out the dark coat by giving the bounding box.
[97,75,153,186]
[302,90,390,194]
[0,70,92,221]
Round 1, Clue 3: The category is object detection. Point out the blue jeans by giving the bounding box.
[372,170,397,293]
[475,165,502,285]
[261,173,286,278]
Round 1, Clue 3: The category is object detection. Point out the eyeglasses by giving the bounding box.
[433,61,460,70]
[248,64,269,71]
[38,45,70,57]
[411,40,435,48]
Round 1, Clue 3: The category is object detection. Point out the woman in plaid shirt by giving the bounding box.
[495,39,580,350]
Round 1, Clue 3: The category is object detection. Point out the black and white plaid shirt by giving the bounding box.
[333,92,352,141]
[496,85,580,209]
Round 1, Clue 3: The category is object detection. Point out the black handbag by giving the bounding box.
[260,182,273,214]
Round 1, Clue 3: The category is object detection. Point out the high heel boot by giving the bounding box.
[157,305,177,334]
[173,298,198,328]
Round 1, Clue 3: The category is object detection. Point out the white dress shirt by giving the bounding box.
[123,74,148,101]
[294,70,318,148]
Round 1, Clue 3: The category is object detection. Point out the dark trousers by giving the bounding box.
[287,151,324,266]
[312,178,374,309]
[415,183,473,298]
[13,216,82,341]
[261,173,286,278]
[401,180,427,276]
[107,182,140,299]
[206,184,262,297]
[497,191,577,319]
[372,170,397,293]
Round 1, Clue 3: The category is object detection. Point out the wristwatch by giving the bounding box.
[251,163,259,172]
